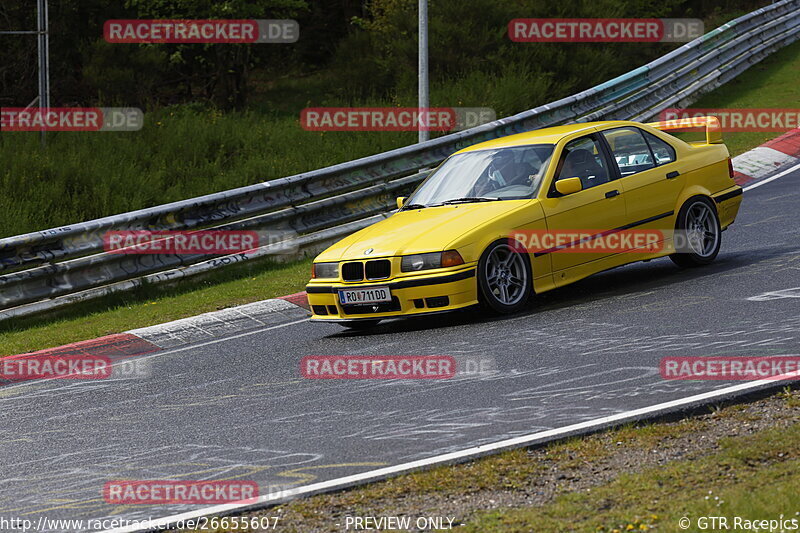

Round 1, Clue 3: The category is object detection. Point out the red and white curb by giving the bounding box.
[2,295,310,369]
[1,333,161,364]
[128,296,308,349]
[732,127,800,185]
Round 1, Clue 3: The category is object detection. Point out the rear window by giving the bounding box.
[643,131,676,165]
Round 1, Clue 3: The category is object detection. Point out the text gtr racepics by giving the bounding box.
[306,118,743,328]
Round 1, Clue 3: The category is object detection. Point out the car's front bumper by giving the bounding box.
[306,266,478,322]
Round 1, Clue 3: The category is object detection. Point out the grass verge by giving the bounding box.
[675,38,800,156]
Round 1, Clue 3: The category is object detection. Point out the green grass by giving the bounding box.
[463,423,800,533]
[674,38,800,157]
[0,257,311,356]
[0,106,415,239]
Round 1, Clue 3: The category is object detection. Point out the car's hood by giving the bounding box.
[316,200,532,261]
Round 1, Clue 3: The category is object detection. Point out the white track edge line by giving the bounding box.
[742,160,800,191]
[101,375,797,533]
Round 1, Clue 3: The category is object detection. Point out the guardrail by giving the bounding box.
[1,0,799,321]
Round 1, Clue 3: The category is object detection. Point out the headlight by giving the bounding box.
[311,262,338,279]
[401,250,464,272]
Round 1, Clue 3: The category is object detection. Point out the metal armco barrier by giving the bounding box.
[1,0,799,321]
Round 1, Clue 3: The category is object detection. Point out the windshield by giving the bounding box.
[405,144,555,207]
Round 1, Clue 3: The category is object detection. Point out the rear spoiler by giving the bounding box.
[646,115,723,145]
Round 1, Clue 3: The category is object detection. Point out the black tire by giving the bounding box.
[339,319,381,329]
[477,239,533,314]
[670,196,721,268]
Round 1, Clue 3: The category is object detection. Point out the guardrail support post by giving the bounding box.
[418,0,429,144]
[37,0,50,148]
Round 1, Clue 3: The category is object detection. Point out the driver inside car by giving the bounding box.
[473,150,536,196]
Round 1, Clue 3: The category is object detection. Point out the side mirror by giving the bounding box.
[396,196,407,209]
[555,177,583,196]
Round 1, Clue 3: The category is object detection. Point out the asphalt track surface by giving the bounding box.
[1,170,798,532]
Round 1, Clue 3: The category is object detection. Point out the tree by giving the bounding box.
[124,0,308,109]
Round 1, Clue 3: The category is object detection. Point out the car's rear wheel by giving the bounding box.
[477,240,532,314]
[670,196,721,268]
[339,319,381,329]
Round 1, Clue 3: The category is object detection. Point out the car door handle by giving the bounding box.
[666,171,680,179]
[605,190,620,199]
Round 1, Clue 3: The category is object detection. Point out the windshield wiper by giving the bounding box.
[400,203,429,210]
[441,196,500,205]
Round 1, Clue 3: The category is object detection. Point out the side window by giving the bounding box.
[554,136,610,191]
[602,127,655,177]
[643,131,677,165]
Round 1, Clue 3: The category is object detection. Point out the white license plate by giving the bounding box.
[338,287,391,305]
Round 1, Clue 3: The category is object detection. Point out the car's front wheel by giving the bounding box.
[477,239,533,314]
[670,196,721,268]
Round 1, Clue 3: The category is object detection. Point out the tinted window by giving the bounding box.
[555,136,610,190]
[643,131,677,165]
[602,127,656,177]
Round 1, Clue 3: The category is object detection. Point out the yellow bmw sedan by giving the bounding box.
[306,118,743,328]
